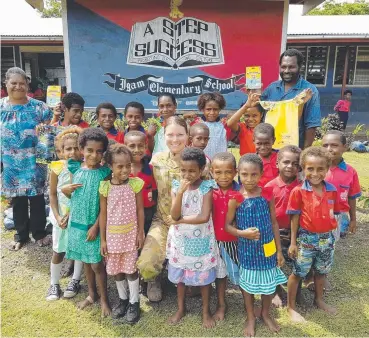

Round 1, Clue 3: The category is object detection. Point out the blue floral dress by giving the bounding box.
[0,97,52,197]
[167,180,218,286]
[235,187,287,295]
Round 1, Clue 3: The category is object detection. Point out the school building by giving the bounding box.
[2,0,369,125]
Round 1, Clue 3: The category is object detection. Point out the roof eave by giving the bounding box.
[288,34,369,39]
[1,36,63,41]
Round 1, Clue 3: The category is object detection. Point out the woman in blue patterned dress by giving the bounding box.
[226,154,286,337]
[1,67,52,250]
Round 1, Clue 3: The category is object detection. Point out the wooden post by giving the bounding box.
[341,46,349,99]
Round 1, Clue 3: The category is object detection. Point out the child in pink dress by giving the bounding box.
[99,143,145,323]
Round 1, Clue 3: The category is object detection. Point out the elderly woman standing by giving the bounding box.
[1,67,52,250]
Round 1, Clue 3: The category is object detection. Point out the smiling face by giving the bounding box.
[125,107,143,130]
[180,160,203,183]
[165,124,188,154]
[203,100,221,122]
[98,108,116,131]
[244,107,262,129]
[158,96,176,120]
[80,140,105,168]
[190,128,210,151]
[279,55,300,84]
[124,135,146,162]
[303,155,329,187]
[65,104,84,126]
[238,162,262,192]
[277,151,300,182]
[111,153,132,183]
[322,134,346,164]
[62,138,81,161]
[211,159,237,190]
[254,133,274,158]
[6,73,28,101]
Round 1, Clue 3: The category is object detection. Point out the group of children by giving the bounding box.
[5,82,360,335]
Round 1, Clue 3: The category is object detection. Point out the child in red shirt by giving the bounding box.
[210,152,239,321]
[96,102,124,143]
[334,90,352,130]
[125,131,157,235]
[287,147,340,323]
[254,123,279,187]
[322,130,361,238]
[227,93,264,155]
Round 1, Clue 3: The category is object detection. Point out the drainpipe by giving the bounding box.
[341,46,349,99]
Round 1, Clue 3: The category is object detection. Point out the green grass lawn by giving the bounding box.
[1,152,369,337]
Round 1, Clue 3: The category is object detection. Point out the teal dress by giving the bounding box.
[66,159,111,264]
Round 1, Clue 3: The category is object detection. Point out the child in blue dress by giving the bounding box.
[226,153,286,337]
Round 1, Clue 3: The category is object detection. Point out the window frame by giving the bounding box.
[305,45,330,87]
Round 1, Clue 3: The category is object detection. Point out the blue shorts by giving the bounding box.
[293,229,335,278]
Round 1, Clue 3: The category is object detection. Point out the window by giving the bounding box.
[1,46,15,80]
[286,45,329,86]
[334,46,369,86]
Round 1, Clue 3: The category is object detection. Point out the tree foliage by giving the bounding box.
[39,0,61,18]
[308,0,369,15]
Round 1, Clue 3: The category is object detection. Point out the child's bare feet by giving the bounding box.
[288,308,306,323]
[77,295,95,310]
[314,299,337,315]
[272,293,283,308]
[262,313,280,333]
[244,317,256,337]
[168,310,185,325]
[213,304,226,321]
[101,302,112,318]
[202,312,216,329]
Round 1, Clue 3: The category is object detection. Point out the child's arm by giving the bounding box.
[334,100,343,112]
[147,133,155,154]
[99,194,108,256]
[135,190,145,249]
[175,190,213,225]
[170,180,190,221]
[61,183,83,198]
[288,214,300,259]
[268,198,284,267]
[226,93,261,132]
[348,199,357,234]
[49,171,65,228]
[225,199,260,239]
[87,213,100,241]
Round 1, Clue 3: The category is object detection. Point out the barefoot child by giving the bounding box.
[265,145,301,307]
[167,148,218,328]
[287,147,340,322]
[322,130,361,238]
[211,152,240,321]
[189,123,211,179]
[62,128,111,317]
[99,144,145,323]
[46,127,84,301]
[96,102,124,143]
[125,131,157,236]
[226,154,286,336]
[254,123,279,187]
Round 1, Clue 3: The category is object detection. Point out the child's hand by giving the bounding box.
[348,220,357,234]
[183,112,197,119]
[301,88,313,104]
[178,179,191,194]
[59,214,69,229]
[241,227,260,240]
[246,93,261,107]
[147,124,157,137]
[61,183,83,196]
[288,244,298,260]
[86,225,99,241]
[148,191,152,202]
[277,251,285,267]
[101,240,108,257]
[136,230,145,250]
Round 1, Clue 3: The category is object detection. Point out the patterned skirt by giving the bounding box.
[239,266,287,295]
[168,264,216,286]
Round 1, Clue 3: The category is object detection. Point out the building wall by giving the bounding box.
[66,0,285,109]
[288,42,369,126]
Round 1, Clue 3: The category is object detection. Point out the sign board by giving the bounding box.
[46,85,61,107]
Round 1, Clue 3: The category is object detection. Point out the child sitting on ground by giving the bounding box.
[265,145,301,307]
[46,127,84,301]
[96,102,124,143]
[99,143,145,323]
[287,147,340,323]
[322,130,361,237]
[253,123,279,187]
[124,131,157,236]
[211,152,240,321]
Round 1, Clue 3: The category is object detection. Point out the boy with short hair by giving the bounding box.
[52,92,89,129]
[322,130,361,237]
[287,147,340,323]
[253,123,279,187]
[210,152,240,322]
[189,123,211,179]
[96,102,124,143]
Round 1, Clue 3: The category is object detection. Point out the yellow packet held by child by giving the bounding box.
[263,238,277,257]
